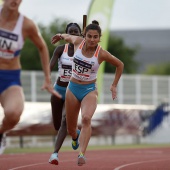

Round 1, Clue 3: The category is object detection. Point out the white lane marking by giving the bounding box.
[8,159,74,170]
[9,162,46,170]
[114,158,170,170]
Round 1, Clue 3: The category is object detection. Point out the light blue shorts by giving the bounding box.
[0,69,21,94]
[54,84,67,100]
[68,81,96,101]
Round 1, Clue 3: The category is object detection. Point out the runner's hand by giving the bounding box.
[110,85,117,100]
[41,79,62,98]
[51,34,62,44]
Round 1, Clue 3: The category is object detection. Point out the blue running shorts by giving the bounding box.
[0,69,21,94]
[68,81,96,101]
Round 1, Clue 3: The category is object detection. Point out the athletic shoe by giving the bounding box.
[77,153,86,166]
[72,129,80,150]
[49,152,59,165]
[0,133,6,155]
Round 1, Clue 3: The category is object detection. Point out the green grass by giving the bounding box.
[4,143,170,154]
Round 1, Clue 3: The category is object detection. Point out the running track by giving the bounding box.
[0,147,170,170]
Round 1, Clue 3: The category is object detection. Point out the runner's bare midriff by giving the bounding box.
[56,77,69,87]
[70,77,96,85]
[0,57,21,70]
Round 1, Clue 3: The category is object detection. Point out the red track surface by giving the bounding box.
[0,147,170,170]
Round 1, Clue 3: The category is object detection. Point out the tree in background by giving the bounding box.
[21,18,138,73]
[144,63,170,75]
[20,18,69,70]
[106,35,138,74]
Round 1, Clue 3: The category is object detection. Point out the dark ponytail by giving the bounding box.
[92,20,99,26]
[84,20,101,36]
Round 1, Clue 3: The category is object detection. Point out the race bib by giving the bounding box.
[72,58,92,80]
[60,64,72,82]
[0,30,18,59]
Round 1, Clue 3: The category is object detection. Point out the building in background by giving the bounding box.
[112,29,170,73]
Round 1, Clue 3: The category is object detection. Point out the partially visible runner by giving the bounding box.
[0,0,61,154]
[51,20,124,166]
[49,23,81,165]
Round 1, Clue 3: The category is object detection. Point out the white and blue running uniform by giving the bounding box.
[68,40,101,101]
[0,7,24,94]
[54,44,73,100]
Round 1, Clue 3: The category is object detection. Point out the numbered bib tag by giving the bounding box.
[0,30,18,59]
[72,58,92,80]
[60,64,72,82]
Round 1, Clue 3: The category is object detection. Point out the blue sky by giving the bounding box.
[20,0,170,30]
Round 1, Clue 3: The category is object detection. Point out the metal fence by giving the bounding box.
[21,71,170,105]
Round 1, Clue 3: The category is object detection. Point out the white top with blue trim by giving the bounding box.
[58,44,73,82]
[0,7,24,59]
[72,40,101,81]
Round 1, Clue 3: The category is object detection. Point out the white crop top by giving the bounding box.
[58,44,73,82]
[72,40,101,81]
[0,7,24,59]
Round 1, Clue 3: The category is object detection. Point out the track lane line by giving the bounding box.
[114,158,170,170]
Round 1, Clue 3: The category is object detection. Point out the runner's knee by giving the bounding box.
[4,113,20,127]
[81,115,91,126]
